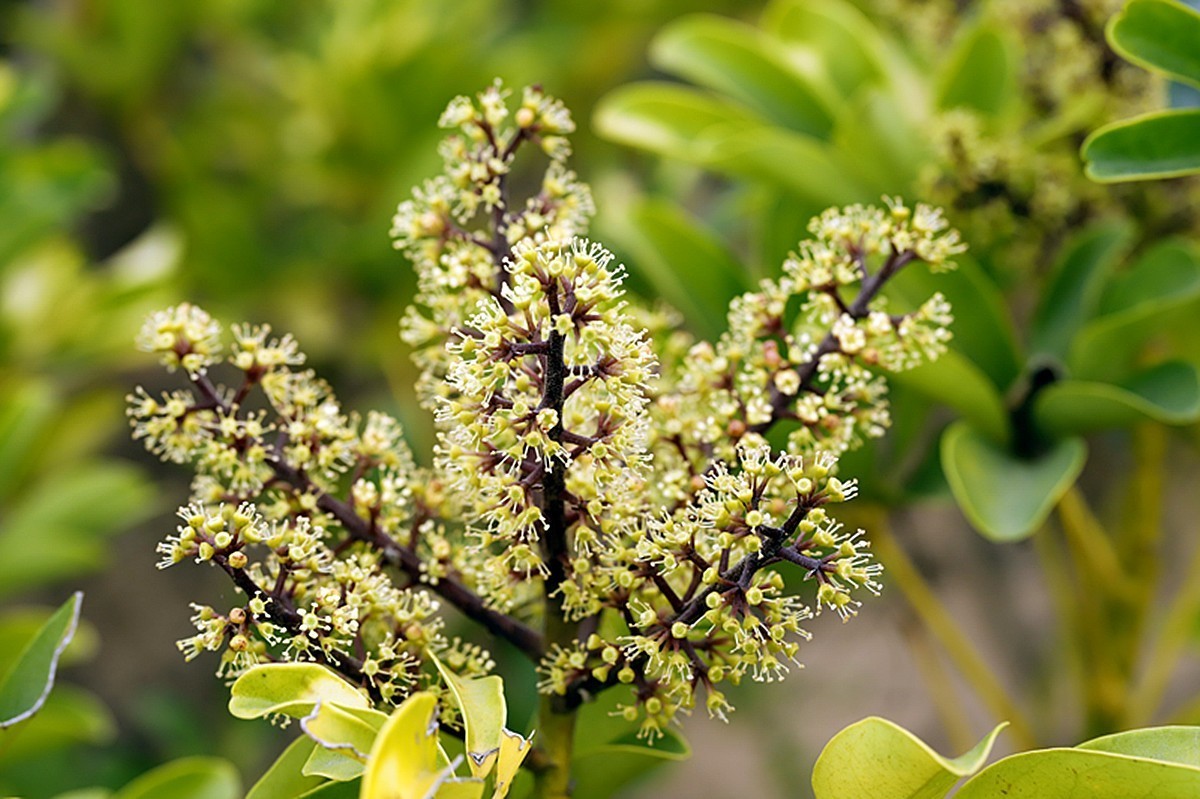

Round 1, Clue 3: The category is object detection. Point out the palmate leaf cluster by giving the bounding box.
[128,82,964,744]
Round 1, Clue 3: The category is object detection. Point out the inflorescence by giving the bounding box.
[129,80,965,741]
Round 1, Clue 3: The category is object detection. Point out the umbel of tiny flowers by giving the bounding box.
[129,81,964,756]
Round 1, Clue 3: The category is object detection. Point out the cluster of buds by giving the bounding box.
[130,82,964,743]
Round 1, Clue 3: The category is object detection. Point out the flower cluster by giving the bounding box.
[131,82,964,745]
[392,81,594,402]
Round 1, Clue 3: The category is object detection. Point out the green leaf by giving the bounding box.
[1031,222,1135,361]
[811,716,1005,799]
[761,0,888,97]
[1071,240,1200,380]
[955,748,1200,798]
[246,736,325,799]
[1078,726,1200,767]
[1083,109,1200,182]
[0,684,114,764]
[936,22,1016,116]
[650,14,838,137]
[608,197,750,342]
[1034,362,1200,435]
[593,82,761,164]
[569,691,691,799]
[429,651,505,779]
[303,746,364,783]
[228,663,368,721]
[1108,0,1200,89]
[941,422,1087,542]
[0,592,81,729]
[111,757,241,799]
[889,351,1009,444]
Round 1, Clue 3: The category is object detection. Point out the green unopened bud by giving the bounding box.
[618,667,636,684]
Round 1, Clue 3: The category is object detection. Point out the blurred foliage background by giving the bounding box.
[3,0,1200,797]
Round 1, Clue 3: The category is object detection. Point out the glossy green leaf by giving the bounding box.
[0,684,114,763]
[429,651,505,779]
[1071,240,1200,379]
[0,606,96,677]
[593,82,761,164]
[889,351,1009,444]
[1083,109,1200,181]
[0,592,81,729]
[761,0,888,97]
[942,422,1087,542]
[570,691,691,799]
[1078,726,1200,767]
[228,663,368,721]
[1031,222,1135,360]
[246,736,325,799]
[651,14,838,137]
[811,716,1005,799]
[955,748,1200,798]
[111,757,241,799]
[1034,362,1200,435]
[608,197,749,342]
[936,23,1016,115]
[1108,0,1200,89]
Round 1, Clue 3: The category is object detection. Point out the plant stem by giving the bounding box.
[867,508,1037,748]
[534,684,578,799]
[1128,520,1200,725]
[1056,487,1135,735]
[899,611,976,753]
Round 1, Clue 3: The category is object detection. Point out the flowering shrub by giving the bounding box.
[128,82,963,795]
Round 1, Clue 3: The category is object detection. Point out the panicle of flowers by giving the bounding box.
[393,81,594,406]
[435,237,656,607]
[133,85,970,751]
[653,197,963,488]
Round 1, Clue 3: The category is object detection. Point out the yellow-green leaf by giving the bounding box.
[361,692,463,799]
[429,652,505,780]
[229,663,368,721]
[812,716,1005,799]
[491,728,534,799]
